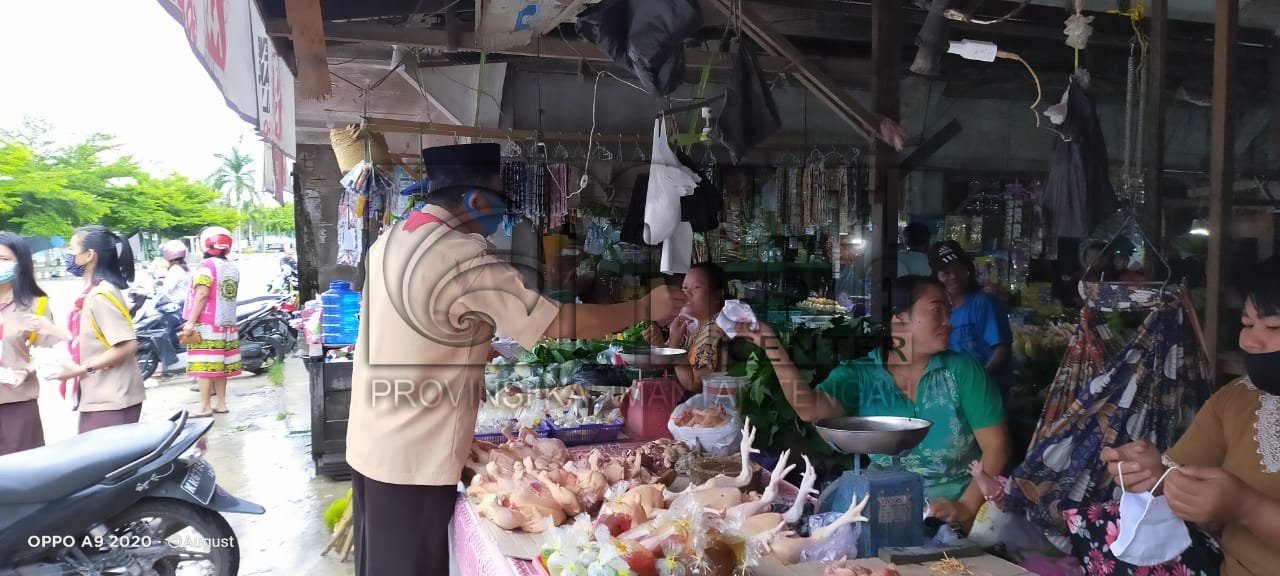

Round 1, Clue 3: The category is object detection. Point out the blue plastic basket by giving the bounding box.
[474,420,553,444]
[546,421,624,446]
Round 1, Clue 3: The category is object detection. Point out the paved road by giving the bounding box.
[31,253,354,575]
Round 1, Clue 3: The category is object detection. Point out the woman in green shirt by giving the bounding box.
[738,275,1011,529]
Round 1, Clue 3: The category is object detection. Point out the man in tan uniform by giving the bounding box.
[347,143,684,575]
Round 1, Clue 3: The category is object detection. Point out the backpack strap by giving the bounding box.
[27,296,48,346]
[88,292,133,349]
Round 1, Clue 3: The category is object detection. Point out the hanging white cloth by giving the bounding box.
[643,119,700,245]
[660,222,693,274]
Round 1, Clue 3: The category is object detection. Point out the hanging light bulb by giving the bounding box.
[852,226,865,246]
[1189,218,1210,236]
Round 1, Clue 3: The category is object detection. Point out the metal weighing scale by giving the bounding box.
[617,347,687,440]
[812,416,932,558]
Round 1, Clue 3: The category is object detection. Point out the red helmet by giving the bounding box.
[200,226,233,256]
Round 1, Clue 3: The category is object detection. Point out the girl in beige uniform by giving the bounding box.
[51,226,145,434]
[0,232,62,455]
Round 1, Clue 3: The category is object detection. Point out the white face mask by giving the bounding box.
[1110,466,1191,566]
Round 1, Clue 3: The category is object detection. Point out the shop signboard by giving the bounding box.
[155,0,296,158]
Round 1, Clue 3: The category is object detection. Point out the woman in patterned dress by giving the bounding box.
[642,262,729,395]
[739,275,1011,531]
[1085,259,1280,576]
[183,226,240,417]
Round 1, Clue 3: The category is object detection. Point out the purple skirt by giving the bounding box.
[0,399,45,456]
[78,403,143,434]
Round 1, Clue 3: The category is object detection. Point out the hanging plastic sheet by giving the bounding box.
[575,0,702,96]
[719,38,782,163]
[1004,282,1213,534]
[1040,72,1117,240]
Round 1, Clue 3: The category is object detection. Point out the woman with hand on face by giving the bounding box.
[0,233,63,455]
[1095,259,1280,576]
[643,262,729,394]
[53,226,145,434]
[737,275,1011,532]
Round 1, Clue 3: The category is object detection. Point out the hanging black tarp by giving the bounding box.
[575,0,702,97]
[718,38,782,163]
[1040,72,1117,240]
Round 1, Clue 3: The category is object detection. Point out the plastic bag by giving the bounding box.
[667,395,742,456]
[799,522,861,564]
[715,299,758,339]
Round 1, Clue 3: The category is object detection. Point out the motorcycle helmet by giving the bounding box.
[200,226,234,257]
[161,240,188,262]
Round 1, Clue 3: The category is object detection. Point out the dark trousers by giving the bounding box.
[351,470,457,576]
[159,307,185,366]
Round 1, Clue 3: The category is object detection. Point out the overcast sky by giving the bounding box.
[0,0,263,184]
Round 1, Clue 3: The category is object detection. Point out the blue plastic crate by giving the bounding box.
[546,421,624,446]
[474,420,553,444]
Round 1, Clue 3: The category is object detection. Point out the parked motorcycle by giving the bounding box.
[0,411,264,576]
[135,293,298,379]
[236,295,298,374]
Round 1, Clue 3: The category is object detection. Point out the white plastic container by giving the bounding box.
[702,372,748,410]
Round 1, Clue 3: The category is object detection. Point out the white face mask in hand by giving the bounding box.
[1110,466,1191,566]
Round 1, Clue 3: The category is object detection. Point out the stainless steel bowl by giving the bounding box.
[813,416,932,455]
[619,347,688,369]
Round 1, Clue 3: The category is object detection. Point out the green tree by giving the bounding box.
[255,203,296,234]
[0,141,106,237]
[208,146,259,243]
[0,121,242,239]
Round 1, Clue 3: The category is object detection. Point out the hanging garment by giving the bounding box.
[575,0,702,96]
[720,38,782,163]
[1004,282,1213,533]
[1040,73,1117,240]
[660,221,693,274]
[621,174,650,246]
[675,149,721,233]
[643,119,700,245]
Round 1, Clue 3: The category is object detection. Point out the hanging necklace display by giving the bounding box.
[774,162,789,235]
[549,162,571,230]
[786,164,802,234]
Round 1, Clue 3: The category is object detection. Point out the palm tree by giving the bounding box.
[208,146,257,244]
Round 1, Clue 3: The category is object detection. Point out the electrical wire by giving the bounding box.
[944,0,1032,25]
[995,50,1071,142]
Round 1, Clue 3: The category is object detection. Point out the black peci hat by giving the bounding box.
[421,143,502,192]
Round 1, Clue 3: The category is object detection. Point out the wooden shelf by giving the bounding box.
[722,262,833,274]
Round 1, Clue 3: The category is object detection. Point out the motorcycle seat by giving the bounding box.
[0,421,173,504]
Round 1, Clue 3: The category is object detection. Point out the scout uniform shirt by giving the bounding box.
[76,283,145,412]
[347,205,562,487]
[0,298,58,406]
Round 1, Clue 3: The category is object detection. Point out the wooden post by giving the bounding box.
[1270,39,1280,174]
[1143,0,1167,275]
[870,0,901,325]
[1206,0,1238,376]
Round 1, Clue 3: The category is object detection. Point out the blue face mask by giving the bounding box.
[64,252,87,278]
[466,190,508,237]
[0,261,15,284]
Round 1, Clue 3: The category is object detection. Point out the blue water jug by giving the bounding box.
[320,281,361,346]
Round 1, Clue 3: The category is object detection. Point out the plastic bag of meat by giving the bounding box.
[667,395,742,456]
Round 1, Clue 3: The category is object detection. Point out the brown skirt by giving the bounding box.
[78,403,143,434]
[0,399,45,456]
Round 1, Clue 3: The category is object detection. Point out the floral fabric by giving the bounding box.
[1005,282,1214,533]
[1066,500,1222,576]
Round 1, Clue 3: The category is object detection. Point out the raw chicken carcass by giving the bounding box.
[824,557,901,576]
[691,417,760,491]
[672,402,731,427]
[756,493,870,565]
[741,454,819,536]
[727,449,794,523]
